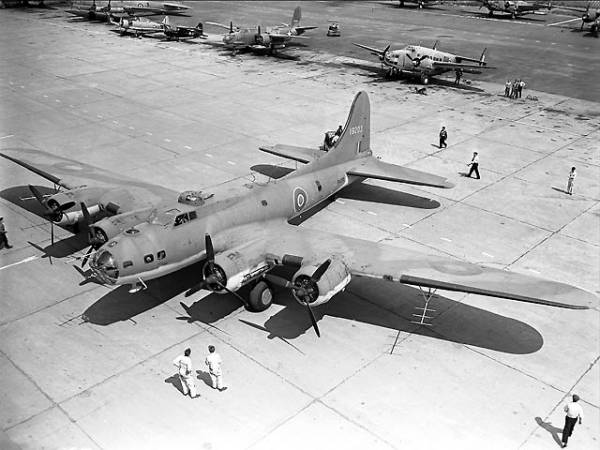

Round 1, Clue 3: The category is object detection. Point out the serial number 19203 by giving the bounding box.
[350,125,363,135]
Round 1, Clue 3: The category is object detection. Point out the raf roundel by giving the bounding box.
[293,187,308,213]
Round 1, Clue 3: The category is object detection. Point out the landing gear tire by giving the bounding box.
[247,280,273,312]
[420,74,429,85]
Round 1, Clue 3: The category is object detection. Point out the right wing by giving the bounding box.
[352,42,386,57]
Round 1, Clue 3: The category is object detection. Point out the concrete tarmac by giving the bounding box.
[0,3,599,450]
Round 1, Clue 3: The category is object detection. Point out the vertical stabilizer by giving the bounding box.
[334,91,370,156]
[291,6,301,27]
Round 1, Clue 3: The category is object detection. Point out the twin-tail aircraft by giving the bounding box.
[207,6,313,55]
[1,92,596,338]
[353,41,490,84]
[476,1,553,19]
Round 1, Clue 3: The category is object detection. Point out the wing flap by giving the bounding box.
[259,144,320,164]
[347,157,454,189]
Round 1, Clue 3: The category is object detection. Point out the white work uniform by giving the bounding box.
[173,355,197,398]
[564,401,584,419]
[205,352,224,390]
[567,170,576,194]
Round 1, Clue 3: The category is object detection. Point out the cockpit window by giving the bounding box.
[123,260,133,268]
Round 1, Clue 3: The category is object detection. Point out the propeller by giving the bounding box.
[184,234,250,309]
[266,259,331,338]
[409,55,429,67]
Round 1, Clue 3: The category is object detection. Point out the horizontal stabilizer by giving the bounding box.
[347,157,454,189]
[259,144,320,164]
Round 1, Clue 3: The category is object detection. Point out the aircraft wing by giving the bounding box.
[347,156,454,189]
[295,26,318,33]
[258,144,320,164]
[234,221,596,310]
[352,42,386,57]
[0,148,178,210]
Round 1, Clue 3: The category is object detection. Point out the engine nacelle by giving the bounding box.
[56,204,102,227]
[45,186,107,216]
[90,208,154,246]
[292,259,351,307]
[203,250,270,293]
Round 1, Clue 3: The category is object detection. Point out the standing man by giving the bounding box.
[454,68,462,85]
[335,125,343,137]
[439,126,448,149]
[173,348,198,398]
[466,152,480,179]
[562,394,583,447]
[504,80,511,97]
[566,167,576,195]
[205,345,226,391]
[518,79,525,98]
[0,217,13,250]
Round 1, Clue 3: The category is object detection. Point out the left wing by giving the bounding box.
[224,221,596,310]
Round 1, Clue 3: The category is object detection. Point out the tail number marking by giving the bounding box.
[350,125,363,135]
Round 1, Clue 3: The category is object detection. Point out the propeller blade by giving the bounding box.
[184,281,207,297]
[28,184,51,211]
[311,259,331,282]
[49,221,54,265]
[214,279,250,309]
[303,298,321,337]
[205,233,214,265]
[264,274,293,289]
[81,245,93,268]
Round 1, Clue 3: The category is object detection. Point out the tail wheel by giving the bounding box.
[248,281,273,312]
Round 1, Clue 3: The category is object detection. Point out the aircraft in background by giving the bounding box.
[353,41,490,84]
[476,0,553,19]
[66,0,190,21]
[269,6,318,37]
[547,2,599,35]
[112,14,165,36]
[162,16,206,41]
[397,0,442,8]
[2,92,596,338]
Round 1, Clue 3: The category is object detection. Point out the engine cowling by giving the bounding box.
[90,208,153,247]
[292,259,351,307]
[202,250,270,293]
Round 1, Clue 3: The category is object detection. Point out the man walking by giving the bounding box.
[439,126,448,149]
[562,394,583,447]
[173,348,198,398]
[205,345,226,391]
[466,152,480,179]
[567,167,576,195]
[0,217,13,250]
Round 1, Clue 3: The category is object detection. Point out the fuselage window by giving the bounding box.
[144,254,154,264]
[189,211,197,220]
[123,260,133,268]
[157,250,166,260]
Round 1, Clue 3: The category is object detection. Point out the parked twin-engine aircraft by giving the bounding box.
[66,0,189,21]
[207,6,313,54]
[548,2,599,35]
[353,41,490,84]
[476,0,552,19]
[1,92,596,337]
[269,6,318,37]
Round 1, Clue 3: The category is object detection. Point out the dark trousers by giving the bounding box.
[0,232,9,249]
[467,163,480,179]
[562,416,577,444]
[439,137,447,148]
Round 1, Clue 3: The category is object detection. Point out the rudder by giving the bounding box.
[291,6,301,27]
[333,91,371,157]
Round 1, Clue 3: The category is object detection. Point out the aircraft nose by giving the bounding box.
[90,248,120,284]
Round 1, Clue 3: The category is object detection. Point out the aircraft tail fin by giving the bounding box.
[163,16,170,26]
[432,40,438,50]
[331,91,370,157]
[291,6,301,27]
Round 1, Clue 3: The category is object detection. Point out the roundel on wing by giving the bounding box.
[293,187,308,213]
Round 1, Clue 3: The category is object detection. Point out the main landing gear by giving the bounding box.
[247,280,273,312]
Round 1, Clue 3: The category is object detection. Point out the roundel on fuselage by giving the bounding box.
[293,187,308,213]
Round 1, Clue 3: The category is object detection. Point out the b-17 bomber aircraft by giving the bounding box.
[1,92,596,337]
[476,0,553,19]
[353,41,490,84]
